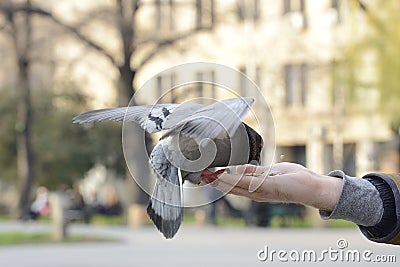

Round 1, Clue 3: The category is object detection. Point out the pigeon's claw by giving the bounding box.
[201,168,227,184]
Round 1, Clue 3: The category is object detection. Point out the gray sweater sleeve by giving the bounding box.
[319,170,383,227]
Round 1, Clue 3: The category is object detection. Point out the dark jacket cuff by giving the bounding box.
[319,170,383,226]
[359,173,399,244]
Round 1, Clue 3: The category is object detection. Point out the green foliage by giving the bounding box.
[0,232,51,245]
[0,91,17,182]
[346,0,400,125]
[0,88,125,190]
[328,219,357,228]
[90,214,124,225]
[374,1,400,127]
[0,231,115,245]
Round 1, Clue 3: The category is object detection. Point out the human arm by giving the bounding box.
[207,162,400,245]
[210,163,343,212]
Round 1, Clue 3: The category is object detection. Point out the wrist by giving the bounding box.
[319,171,384,227]
[310,173,343,211]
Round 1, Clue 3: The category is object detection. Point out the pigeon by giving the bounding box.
[72,97,263,238]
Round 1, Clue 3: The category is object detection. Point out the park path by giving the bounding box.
[0,222,398,267]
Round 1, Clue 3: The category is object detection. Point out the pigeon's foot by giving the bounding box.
[201,168,227,184]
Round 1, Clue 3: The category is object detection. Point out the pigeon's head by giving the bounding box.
[243,123,263,165]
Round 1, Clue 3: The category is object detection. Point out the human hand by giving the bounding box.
[206,162,343,212]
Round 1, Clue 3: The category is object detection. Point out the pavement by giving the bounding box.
[0,222,398,267]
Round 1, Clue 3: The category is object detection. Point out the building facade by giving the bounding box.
[138,0,395,176]
[0,0,396,177]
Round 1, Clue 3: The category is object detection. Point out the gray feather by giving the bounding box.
[72,104,180,133]
[147,143,183,239]
[164,97,254,143]
[72,98,253,140]
[73,97,257,239]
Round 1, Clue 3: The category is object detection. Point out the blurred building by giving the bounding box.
[137,0,396,176]
[0,0,397,177]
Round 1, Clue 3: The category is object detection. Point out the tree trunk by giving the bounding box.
[118,65,151,206]
[15,54,34,219]
[118,63,135,106]
[9,0,35,219]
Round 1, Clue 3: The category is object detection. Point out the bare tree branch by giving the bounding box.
[72,7,117,30]
[0,2,118,67]
[0,14,8,32]
[355,0,367,11]
[354,0,386,34]
[117,0,134,62]
[0,23,9,34]
[137,28,206,68]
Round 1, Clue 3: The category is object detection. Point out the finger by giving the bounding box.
[213,179,257,199]
[217,172,268,193]
[212,178,234,193]
[216,173,243,187]
[236,164,267,175]
[236,164,257,174]
[257,173,304,203]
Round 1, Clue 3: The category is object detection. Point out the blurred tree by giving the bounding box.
[0,0,35,218]
[32,89,126,189]
[0,91,18,184]
[348,0,400,127]
[0,88,125,190]
[0,0,213,208]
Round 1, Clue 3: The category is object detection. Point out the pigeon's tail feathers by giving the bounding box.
[147,198,183,239]
[148,144,183,239]
[147,166,183,239]
[72,104,181,133]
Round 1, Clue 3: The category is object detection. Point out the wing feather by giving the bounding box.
[147,143,183,239]
[73,97,253,138]
[165,97,254,142]
[72,104,180,133]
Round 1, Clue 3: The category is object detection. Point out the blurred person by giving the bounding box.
[98,186,122,216]
[205,162,400,245]
[29,186,49,220]
[207,186,243,225]
[67,183,85,211]
[66,183,91,223]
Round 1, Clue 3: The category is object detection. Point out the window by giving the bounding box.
[237,0,260,23]
[195,70,215,103]
[155,0,174,31]
[239,65,261,96]
[284,63,308,107]
[331,0,342,24]
[283,0,304,13]
[324,143,356,176]
[196,0,215,29]
[283,0,307,29]
[156,72,177,103]
[331,61,345,107]
[278,145,306,166]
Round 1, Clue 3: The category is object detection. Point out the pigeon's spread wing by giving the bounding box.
[147,143,183,239]
[72,98,252,137]
[72,104,199,133]
[165,97,254,142]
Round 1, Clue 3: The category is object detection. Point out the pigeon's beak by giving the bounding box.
[249,160,260,166]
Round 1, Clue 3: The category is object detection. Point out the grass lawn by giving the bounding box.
[90,215,125,225]
[0,232,117,245]
[328,219,357,228]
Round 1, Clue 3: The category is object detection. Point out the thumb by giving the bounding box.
[236,164,266,175]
